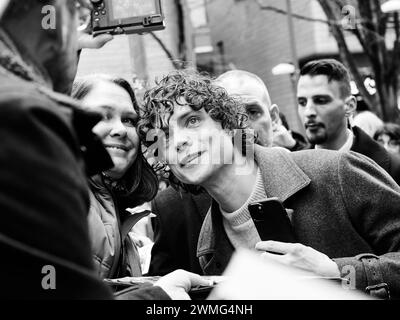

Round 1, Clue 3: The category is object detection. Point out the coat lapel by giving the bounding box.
[197,146,311,274]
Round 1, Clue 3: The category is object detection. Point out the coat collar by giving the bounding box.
[351,126,390,172]
[197,146,311,262]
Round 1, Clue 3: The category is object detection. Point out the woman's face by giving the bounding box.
[81,81,140,179]
[376,133,400,154]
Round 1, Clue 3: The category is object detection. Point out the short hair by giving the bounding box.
[300,59,352,98]
[138,69,250,193]
[374,123,400,142]
[215,70,272,106]
[72,74,158,207]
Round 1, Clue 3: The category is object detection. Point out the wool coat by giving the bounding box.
[197,146,400,298]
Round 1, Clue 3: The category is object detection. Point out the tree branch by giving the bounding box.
[317,0,377,114]
[255,0,329,24]
[149,32,183,69]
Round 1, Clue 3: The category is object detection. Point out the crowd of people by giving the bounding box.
[1,0,400,300]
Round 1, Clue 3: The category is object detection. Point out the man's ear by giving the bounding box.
[344,96,357,118]
[269,104,281,129]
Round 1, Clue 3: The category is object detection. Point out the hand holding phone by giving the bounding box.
[248,197,296,243]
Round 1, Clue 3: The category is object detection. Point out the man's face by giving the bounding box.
[217,77,276,147]
[158,101,234,187]
[297,75,349,146]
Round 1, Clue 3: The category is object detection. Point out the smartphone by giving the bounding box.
[248,197,296,243]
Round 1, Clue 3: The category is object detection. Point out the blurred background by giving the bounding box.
[77,0,400,134]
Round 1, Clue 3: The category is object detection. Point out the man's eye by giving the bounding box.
[248,109,260,115]
[314,97,330,105]
[298,99,307,107]
[248,110,262,120]
[187,116,200,127]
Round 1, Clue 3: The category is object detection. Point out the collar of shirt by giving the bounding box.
[339,129,354,152]
[315,129,354,152]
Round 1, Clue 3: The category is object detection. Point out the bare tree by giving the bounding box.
[258,0,400,122]
[149,0,188,69]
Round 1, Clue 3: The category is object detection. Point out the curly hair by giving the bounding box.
[138,69,247,143]
[137,69,251,194]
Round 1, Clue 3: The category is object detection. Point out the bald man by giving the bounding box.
[148,70,284,276]
[215,70,279,147]
[216,70,307,150]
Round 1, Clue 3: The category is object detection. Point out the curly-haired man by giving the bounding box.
[140,69,400,299]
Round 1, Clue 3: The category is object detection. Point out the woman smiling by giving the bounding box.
[72,74,158,279]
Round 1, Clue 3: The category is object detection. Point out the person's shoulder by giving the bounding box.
[258,145,342,164]
[0,73,50,106]
[0,73,79,118]
[386,150,400,182]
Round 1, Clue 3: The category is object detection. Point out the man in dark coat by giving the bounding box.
[297,58,400,185]
[0,0,205,299]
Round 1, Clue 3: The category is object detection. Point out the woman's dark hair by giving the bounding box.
[373,122,400,142]
[72,74,158,207]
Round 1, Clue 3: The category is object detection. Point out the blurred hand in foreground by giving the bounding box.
[154,270,213,300]
[76,1,114,50]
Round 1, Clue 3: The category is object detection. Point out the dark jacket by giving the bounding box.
[88,175,145,279]
[197,146,400,299]
[0,35,169,299]
[288,131,310,151]
[0,66,114,299]
[351,126,400,185]
[148,187,211,276]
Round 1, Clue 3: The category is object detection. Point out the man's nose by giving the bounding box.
[304,101,317,118]
[174,131,193,153]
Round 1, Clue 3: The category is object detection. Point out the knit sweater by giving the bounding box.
[220,169,265,250]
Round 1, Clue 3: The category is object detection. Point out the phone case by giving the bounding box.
[248,198,296,243]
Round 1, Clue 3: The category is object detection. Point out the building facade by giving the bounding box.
[204,0,370,132]
[76,0,196,100]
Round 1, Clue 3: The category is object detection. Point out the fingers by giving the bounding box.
[171,270,213,288]
[154,270,211,300]
[93,34,114,47]
[189,274,214,288]
[78,33,114,50]
[260,251,286,263]
[77,0,93,10]
[255,240,299,254]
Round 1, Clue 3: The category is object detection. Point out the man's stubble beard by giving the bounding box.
[306,129,328,145]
